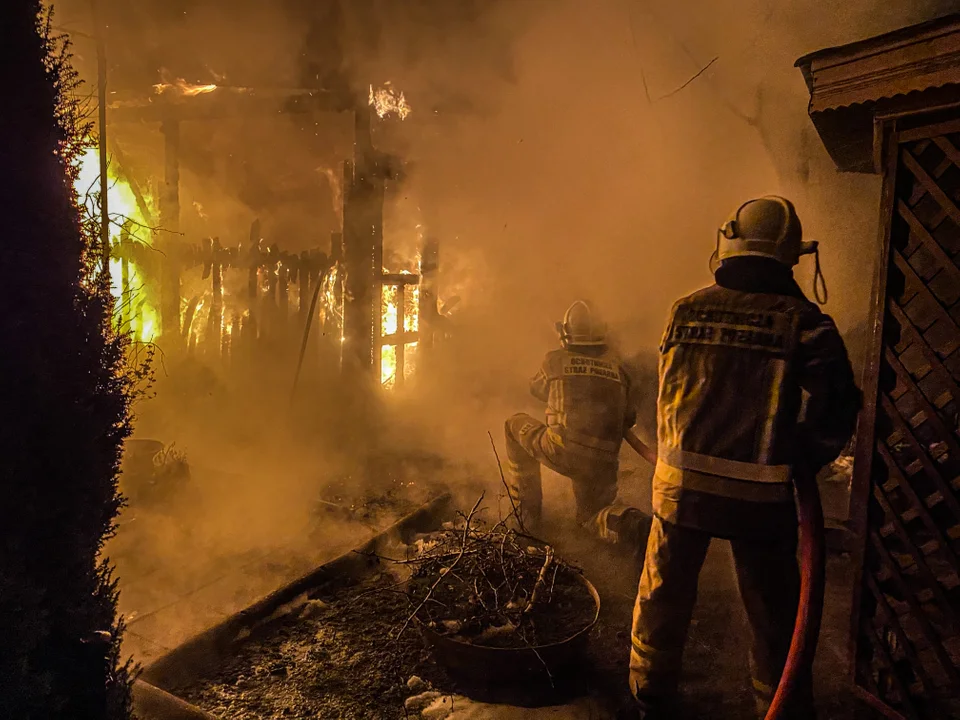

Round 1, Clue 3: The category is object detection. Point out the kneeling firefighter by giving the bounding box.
[504,300,650,549]
[626,196,862,719]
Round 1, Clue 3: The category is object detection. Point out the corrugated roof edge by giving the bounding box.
[794,12,960,72]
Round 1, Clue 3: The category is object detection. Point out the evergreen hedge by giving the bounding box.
[0,4,136,718]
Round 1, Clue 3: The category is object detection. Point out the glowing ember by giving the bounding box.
[369,82,411,120]
[153,78,218,97]
[74,148,160,343]
[380,268,420,388]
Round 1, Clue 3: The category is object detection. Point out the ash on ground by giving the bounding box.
[173,571,452,720]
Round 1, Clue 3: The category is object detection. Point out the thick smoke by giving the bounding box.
[363,0,956,463]
[50,0,956,649]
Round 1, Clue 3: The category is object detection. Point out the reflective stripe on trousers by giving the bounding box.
[630,515,814,719]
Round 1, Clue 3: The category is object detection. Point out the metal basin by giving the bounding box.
[417,572,601,704]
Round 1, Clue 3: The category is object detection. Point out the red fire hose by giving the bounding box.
[623,429,826,720]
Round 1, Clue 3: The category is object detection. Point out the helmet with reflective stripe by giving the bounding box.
[556,300,607,347]
[717,195,818,267]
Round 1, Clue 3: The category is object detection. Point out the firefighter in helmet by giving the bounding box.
[504,300,649,548]
[625,196,861,719]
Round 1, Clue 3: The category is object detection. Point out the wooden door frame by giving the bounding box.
[847,115,905,719]
[847,107,960,718]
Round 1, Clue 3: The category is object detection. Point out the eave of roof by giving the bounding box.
[795,13,960,113]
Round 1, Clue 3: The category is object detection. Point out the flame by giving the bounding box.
[74,148,160,343]
[381,345,397,388]
[381,284,399,337]
[319,262,345,344]
[404,283,420,333]
[380,268,420,388]
[368,82,411,120]
[153,78,218,97]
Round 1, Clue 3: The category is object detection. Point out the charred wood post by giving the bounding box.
[310,253,323,367]
[419,236,440,352]
[298,249,311,335]
[265,243,279,340]
[396,284,406,387]
[205,237,223,358]
[225,313,239,370]
[278,252,289,343]
[330,232,345,370]
[246,219,262,359]
[342,104,384,379]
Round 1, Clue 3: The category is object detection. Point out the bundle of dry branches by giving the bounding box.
[392,493,595,650]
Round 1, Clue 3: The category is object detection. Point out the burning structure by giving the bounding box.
[31,1,960,718]
[74,79,441,390]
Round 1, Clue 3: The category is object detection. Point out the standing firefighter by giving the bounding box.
[627,196,861,719]
[504,300,649,548]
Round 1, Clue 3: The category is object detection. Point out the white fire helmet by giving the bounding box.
[717,195,818,267]
[556,300,607,348]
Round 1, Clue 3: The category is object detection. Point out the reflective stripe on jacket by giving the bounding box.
[530,347,635,461]
[655,284,859,539]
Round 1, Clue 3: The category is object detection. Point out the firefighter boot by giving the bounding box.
[618,507,653,561]
[615,693,672,720]
[595,504,652,569]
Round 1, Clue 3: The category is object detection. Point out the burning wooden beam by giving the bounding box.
[107,88,352,125]
[341,102,384,378]
[419,237,440,352]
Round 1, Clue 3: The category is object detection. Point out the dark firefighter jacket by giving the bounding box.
[654,258,862,539]
[530,346,637,463]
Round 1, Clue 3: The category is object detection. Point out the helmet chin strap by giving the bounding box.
[812,245,828,305]
[709,232,721,273]
[711,234,829,305]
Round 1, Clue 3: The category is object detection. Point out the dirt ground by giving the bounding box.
[172,570,456,719]
[168,490,887,720]
[547,521,883,720]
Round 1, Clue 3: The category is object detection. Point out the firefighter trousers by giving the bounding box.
[503,413,627,540]
[630,514,814,719]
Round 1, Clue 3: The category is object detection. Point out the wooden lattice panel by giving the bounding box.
[854,121,960,720]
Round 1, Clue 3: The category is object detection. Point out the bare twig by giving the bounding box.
[547,563,559,604]
[523,546,555,615]
[395,492,485,638]
[528,643,555,687]
[657,56,719,100]
[488,431,526,534]
[624,0,653,108]
[478,566,501,610]
[473,578,491,612]
[356,548,480,565]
